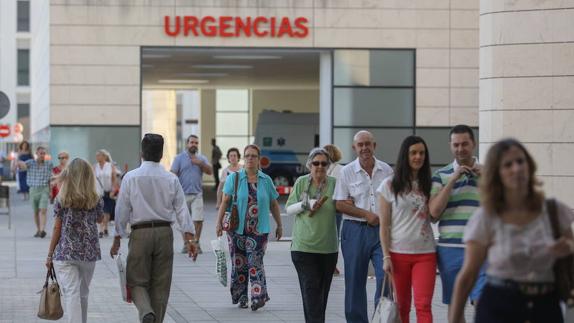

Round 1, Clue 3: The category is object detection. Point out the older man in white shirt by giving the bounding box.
[111,133,198,323]
[334,130,394,323]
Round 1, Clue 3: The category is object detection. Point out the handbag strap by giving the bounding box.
[232,171,239,204]
[547,198,561,240]
[381,274,397,302]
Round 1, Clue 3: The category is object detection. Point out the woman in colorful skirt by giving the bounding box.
[216,144,283,311]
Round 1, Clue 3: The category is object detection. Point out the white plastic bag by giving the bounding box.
[115,254,131,303]
[372,276,401,323]
[211,237,228,287]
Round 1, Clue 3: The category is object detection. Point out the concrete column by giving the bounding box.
[479,2,574,204]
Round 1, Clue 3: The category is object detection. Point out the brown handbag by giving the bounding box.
[222,172,240,232]
[547,198,574,307]
[37,266,64,320]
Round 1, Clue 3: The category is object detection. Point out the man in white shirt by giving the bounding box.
[111,133,198,323]
[333,130,394,323]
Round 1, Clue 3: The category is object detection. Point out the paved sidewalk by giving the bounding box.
[0,183,475,322]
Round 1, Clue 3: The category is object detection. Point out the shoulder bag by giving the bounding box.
[37,266,64,320]
[372,275,401,323]
[547,198,574,307]
[222,172,240,232]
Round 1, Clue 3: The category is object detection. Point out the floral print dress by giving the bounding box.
[228,182,270,305]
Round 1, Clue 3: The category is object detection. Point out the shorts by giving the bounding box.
[30,186,50,212]
[185,194,204,221]
[437,245,487,304]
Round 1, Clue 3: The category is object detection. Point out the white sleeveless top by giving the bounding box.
[94,162,113,193]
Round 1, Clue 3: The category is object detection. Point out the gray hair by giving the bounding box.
[305,148,331,171]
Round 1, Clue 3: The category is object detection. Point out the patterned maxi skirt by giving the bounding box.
[227,231,270,305]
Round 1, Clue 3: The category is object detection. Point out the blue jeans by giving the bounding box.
[437,246,486,304]
[341,220,385,323]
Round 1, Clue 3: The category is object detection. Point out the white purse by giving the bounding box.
[372,275,402,323]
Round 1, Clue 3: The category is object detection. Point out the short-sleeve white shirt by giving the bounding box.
[333,158,394,222]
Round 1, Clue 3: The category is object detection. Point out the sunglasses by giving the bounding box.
[58,156,68,160]
[311,161,328,167]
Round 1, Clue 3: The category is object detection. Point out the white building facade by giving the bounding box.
[11,0,574,204]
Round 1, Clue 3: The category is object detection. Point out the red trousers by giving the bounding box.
[390,252,437,323]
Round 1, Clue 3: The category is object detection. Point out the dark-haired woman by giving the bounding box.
[449,138,574,323]
[378,136,436,323]
[216,147,242,210]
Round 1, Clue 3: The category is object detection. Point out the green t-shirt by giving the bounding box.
[286,174,338,254]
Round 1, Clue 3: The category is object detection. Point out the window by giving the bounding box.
[216,89,250,169]
[17,0,30,32]
[17,103,30,119]
[50,126,141,171]
[17,49,30,86]
[333,49,415,164]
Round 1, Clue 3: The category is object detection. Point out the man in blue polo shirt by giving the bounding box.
[429,125,486,320]
[171,134,212,254]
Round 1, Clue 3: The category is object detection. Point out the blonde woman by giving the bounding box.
[45,158,104,323]
[94,149,117,238]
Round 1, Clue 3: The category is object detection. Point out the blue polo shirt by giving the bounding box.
[170,151,209,195]
[223,169,279,235]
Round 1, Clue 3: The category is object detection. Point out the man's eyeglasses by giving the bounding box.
[244,154,259,159]
[311,161,329,167]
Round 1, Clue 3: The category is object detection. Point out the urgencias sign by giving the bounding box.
[164,16,309,38]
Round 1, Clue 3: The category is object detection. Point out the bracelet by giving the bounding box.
[383,256,391,260]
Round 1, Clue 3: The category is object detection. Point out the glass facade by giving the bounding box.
[333,49,416,165]
[50,126,141,172]
[215,89,252,169]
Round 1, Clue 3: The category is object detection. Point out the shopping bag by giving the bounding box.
[37,266,64,320]
[211,237,228,287]
[115,254,132,303]
[372,276,401,323]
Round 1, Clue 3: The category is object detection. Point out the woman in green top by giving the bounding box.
[286,147,338,323]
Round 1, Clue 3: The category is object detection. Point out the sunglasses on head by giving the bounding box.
[311,161,328,167]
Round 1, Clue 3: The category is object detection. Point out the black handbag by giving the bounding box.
[547,198,574,307]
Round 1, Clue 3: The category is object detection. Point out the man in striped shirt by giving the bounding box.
[429,125,485,320]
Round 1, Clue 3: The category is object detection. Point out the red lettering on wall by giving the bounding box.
[277,17,294,38]
[293,17,309,38]
[253,16,269,37]
[164,16,181,36]
[183,16,199,36]
[235,17,252,37]
[163,15,309,39]
[219,16,233,37]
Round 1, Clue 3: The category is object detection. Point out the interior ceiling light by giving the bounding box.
[158,79,209,84]
[173,72,228,77]
[213,55,282,60]
[141,54,172,59]
[192,64,254,69]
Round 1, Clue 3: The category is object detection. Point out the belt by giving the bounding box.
[131,221,171,231]
[344,219,369,226]
[486,276,555,296]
